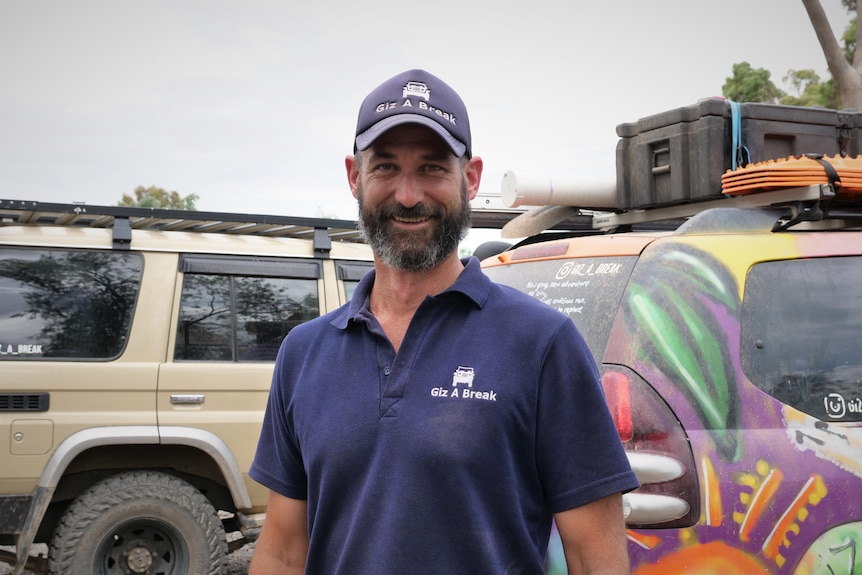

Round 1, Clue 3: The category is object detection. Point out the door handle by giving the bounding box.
[169,394,205,405]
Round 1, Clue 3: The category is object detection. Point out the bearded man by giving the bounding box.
[249,69,638,575]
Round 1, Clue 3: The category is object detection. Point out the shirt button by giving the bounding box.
[383,367,391,376]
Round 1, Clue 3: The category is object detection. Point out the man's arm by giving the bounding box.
[248,490,309,575]
[554,492,630,575]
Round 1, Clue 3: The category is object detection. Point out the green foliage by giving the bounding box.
[724,2,855,109]
[842,16,857,60]
[779,70,841,108]
[722,62,785,103]
[119,186,199,210]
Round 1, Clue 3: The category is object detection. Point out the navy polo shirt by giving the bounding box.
[250,257,637,574]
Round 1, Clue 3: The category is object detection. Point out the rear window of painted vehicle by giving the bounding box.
[741,256,862,422]
[0,248,143,360]
[483,256,638,365]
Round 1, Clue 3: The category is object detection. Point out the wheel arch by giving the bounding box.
[48,470,228,574]
[14,426,251,572]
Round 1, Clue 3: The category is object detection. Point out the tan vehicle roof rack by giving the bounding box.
[0,199,373,253]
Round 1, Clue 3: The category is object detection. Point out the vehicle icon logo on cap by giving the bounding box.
[403,81,430,101]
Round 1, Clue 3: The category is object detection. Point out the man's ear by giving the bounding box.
[345,154,360,200]
[464,156,483,201]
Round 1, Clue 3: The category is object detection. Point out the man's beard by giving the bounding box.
[357,180,472,272]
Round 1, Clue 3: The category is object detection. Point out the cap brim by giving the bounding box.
[355,114,467,157]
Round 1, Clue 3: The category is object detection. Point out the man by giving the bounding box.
[249,69,638,574]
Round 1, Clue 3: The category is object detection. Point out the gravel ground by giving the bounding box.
[0,541,256,574]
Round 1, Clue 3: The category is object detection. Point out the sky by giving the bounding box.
[0,1,853,247]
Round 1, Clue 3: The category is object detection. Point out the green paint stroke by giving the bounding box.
[627,246,741,461]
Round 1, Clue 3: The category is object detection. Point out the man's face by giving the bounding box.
[350,124,475,272]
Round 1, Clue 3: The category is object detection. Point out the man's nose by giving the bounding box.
[393,174,424,208]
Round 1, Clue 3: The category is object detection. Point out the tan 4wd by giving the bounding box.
[0,200,374,574]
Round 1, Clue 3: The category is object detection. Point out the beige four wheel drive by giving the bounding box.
[0,200,374,574]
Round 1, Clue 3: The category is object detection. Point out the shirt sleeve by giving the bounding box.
[535,318,639,513]
[249,342,309,500]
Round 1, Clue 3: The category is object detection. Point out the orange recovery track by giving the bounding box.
[722,154,862,198]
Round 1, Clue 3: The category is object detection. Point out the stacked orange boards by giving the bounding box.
[721,154,862,199]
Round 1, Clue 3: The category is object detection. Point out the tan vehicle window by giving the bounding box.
[0,248,143,360]
[174,257,321,362]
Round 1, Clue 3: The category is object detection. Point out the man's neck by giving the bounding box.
[368,253,465,351]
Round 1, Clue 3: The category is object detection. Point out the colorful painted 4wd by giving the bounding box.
[479,178,862,573]
[0,200,374,575]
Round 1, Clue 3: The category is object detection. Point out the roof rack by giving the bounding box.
[480,184,862,237]
[0,199,369,253]
[468,193,682,237]
[0,199,366,239]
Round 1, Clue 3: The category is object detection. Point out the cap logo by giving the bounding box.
[372,81,458,126]
[403,81,430,101]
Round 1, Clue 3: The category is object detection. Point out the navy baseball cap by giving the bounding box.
[354,69,472,158]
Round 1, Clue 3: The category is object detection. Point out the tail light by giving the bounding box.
[602,366,699,528]
[602,371,633,442]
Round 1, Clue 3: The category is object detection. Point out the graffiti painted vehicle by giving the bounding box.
[476,101,862,574]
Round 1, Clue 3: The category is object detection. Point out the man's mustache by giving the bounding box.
[377,203,442,221]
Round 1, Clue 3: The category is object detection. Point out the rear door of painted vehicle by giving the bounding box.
[600,231,862,574]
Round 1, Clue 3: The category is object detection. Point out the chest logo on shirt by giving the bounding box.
[430,366,497,401]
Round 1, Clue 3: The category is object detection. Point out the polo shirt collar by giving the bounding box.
[331,256,491,330]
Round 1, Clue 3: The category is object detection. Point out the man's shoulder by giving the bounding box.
[463,257,563,319]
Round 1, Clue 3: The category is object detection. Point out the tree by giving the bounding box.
[722,62,785,103]
[724,3,856,109]
[801,0,861,109]
[119,186,199,210]
[779,69,841,107]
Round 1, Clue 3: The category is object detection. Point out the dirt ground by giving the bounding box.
[0,542,256,574]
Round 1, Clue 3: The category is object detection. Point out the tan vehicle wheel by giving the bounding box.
[48,471,227,575]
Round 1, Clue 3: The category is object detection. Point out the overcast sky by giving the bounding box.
[0,0,852,244]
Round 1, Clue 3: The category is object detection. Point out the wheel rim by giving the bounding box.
[95,519,189,575]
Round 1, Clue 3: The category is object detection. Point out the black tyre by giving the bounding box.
[49,470,227,575]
